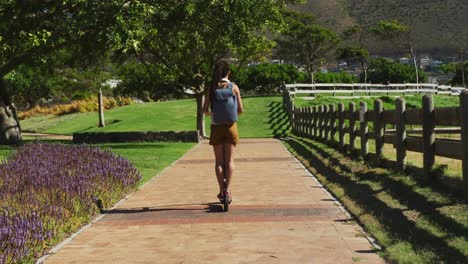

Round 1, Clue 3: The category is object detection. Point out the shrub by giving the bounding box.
[366,58,428,84]
[234,63,306,95]
[0,143,141,263]
[18,96,133,120]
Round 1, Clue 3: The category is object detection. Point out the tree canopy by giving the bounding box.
[121,0,305,136]
[276,11,340,83]
[0,0,153,76]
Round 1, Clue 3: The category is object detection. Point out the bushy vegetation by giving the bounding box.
[234,64,303,95]
[113,62,186,102]
[0,143,141,263]
[366,58,427,84]
[234,63,357,95]
[441,61,468,86]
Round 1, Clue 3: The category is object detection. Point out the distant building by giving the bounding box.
[420,56,431,69]
[399,57,411,64]
[270,59,283,64]
[431,60,443,69]
[104,79,122,89]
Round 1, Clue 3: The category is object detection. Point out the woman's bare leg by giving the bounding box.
[224,144,235,196]
[213,144,225,195]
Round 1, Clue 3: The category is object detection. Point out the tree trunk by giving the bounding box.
[362,61,368,83]
[461,48,466,88]
[0,78,21,145]
[410,45,419,86]
[195,92,206,139]
[98,89,105,127]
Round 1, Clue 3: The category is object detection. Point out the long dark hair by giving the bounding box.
[209,60,230,110]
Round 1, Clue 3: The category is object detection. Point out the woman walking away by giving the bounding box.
[203,60,244,204]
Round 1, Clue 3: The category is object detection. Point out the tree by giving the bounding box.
[336,25,370,83]
[444,61,468,86]
[0,1,153,144]
[371,20,420,86]
[276,11,340,83]
[125,0,305,138]
[367,58,427,84]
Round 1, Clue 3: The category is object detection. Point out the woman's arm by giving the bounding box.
[234,84,244,114]
[203,88,210,115]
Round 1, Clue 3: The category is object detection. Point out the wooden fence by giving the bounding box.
[282,84,468,201]
[285,83,465,97]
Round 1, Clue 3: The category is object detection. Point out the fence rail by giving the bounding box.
[285,83,465,96]
[282,83,468,201]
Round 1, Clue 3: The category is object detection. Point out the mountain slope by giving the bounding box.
[289,0,468,56]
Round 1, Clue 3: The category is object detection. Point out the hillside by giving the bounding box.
[289,0,468,56]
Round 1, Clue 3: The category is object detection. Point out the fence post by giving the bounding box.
[324,104,330,141]
[292,106,298,135]
[338,103,345,150]
[319,105,324,140]
[374,99,384,158]
[299,107,305,137]
[289,97,294,130]
[311,106,316,138]
[330,104,337,144]
[396,97,407,170]
[297,107,302,136]
[314,106,319,139]
[282,82,286,108]
[308,106,313,138]
[423,94,435,179]
[349,102,356,155]
[306,107,311,137]
[460,90,468,201]
[304,107,309,137]
[360,102,369,157]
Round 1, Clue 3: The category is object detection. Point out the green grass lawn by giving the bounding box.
[98,142,195,186]
[20,96,286,138]
[294,94,460,110]
[21,99,198,134]
[16,96,288,185]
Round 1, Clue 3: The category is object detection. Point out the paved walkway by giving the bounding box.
[45,138,384,264]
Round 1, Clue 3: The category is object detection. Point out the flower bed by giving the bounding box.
[0,143,141,263]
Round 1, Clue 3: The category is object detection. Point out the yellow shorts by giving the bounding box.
[209,122,240,146]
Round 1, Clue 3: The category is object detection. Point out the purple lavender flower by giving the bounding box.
[0,142,141,263]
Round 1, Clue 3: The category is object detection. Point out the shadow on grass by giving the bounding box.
[283,136,467,263]
[267,102,290,137]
